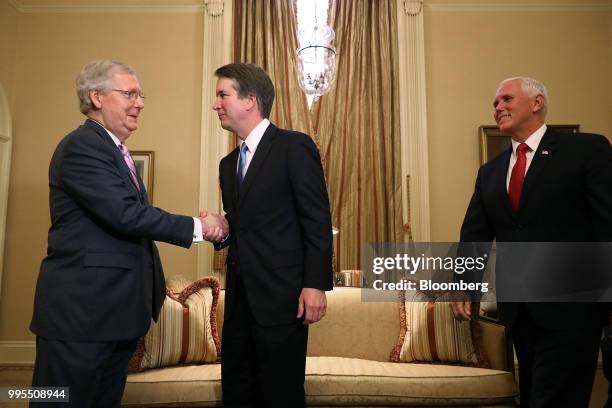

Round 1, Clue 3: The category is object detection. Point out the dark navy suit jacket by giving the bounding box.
[460,129,612,328]
[30,119,194,341]
[216,124,333,327]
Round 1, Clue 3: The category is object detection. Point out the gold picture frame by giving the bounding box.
[478,124,579,165]
[131,151,154,202]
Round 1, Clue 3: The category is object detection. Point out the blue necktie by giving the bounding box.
[237,142,248,185]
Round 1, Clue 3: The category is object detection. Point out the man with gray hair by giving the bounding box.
[451,77,612,407]
[30,59,227,407]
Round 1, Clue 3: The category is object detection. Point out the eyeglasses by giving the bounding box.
[111,89,146,101]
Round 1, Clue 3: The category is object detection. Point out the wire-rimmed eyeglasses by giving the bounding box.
[111,89,146,101]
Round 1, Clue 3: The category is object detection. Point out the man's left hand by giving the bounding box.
[297,288,327,325]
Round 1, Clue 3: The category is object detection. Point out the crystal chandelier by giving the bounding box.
[295,0,337,110]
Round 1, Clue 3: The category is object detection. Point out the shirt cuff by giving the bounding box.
[192,217,203,242]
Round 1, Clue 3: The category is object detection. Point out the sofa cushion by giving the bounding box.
[390,291,489,367]
[124,364,221,407]
[307,287,401,362]
[306,357,517,406]
[128,277,221,373]
[123,356,517,407]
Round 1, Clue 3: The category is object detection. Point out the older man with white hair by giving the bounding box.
[30,60,227,407]
[452,77,612,407]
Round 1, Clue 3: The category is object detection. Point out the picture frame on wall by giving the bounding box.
[478,124,580,165]
[131,151,154,202]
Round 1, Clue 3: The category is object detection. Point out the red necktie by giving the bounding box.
[508,143,529,211]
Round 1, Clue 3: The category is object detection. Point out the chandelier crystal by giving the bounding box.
[295,0,337,110]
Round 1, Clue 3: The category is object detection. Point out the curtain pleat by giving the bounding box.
[233,0,404,270]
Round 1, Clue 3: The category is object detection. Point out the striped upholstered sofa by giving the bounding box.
[122,287,518,407]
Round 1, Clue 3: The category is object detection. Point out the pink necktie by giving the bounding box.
[119,143,141,191]
[508,143,529,211]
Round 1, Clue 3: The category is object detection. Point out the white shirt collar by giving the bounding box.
[241,118,270,154]
[511,123,547,154]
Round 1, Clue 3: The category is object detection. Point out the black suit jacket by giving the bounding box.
[30,119,194,341]
[217,124,333,327]
[460,129,612,328]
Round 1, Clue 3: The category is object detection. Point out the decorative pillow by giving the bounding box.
[389,290,489,368]
[128,276,221,373]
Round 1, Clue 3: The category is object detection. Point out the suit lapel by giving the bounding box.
[85,119,144,200]
[126,164,145,201]
[519,130,557,210]
[237,125,277,207]
[225,148,240,209]
[139,178,149,204]
[495,148,516,217]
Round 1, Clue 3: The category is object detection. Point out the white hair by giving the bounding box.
[76,60,137,115]
[500,77,549,115]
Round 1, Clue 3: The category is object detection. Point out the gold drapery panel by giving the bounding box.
[233,0,404,270]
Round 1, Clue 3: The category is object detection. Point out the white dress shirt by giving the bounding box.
[237,118,270,178]
[506,124,547,191]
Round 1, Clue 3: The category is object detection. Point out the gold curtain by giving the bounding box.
[233,0,404,270]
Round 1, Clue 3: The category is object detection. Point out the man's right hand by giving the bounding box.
[449,290,472,321]
[199,210,229,242]
[449,301,471,321]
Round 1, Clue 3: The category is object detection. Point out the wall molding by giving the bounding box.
[197,0,233,282]
[204,0,223,16]
[425,3,612,12]
[9,1,609,14]
[397,0,431,242]
[0,341,35,364]
[13,3,204,13]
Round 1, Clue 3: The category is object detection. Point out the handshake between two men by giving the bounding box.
[198,210,228,243]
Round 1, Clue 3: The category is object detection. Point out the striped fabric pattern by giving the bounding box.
[129,277,220,372]
[390,291,489,367]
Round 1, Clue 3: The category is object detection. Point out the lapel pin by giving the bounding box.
[541,150,549,155]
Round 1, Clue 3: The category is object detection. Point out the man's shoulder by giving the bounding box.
[479,147,509,174]
[273,127,316,148]
[575,132,609,147]
[547,130,609,147]
[54,121,86,146]
[55,120,112,159]
[545,131,610,161]
[274,126,308,138]
[63,120,105,143]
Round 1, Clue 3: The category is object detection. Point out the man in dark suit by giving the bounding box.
[451,77,612,407]
[30,60,227,407]
[212,63,333,407]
